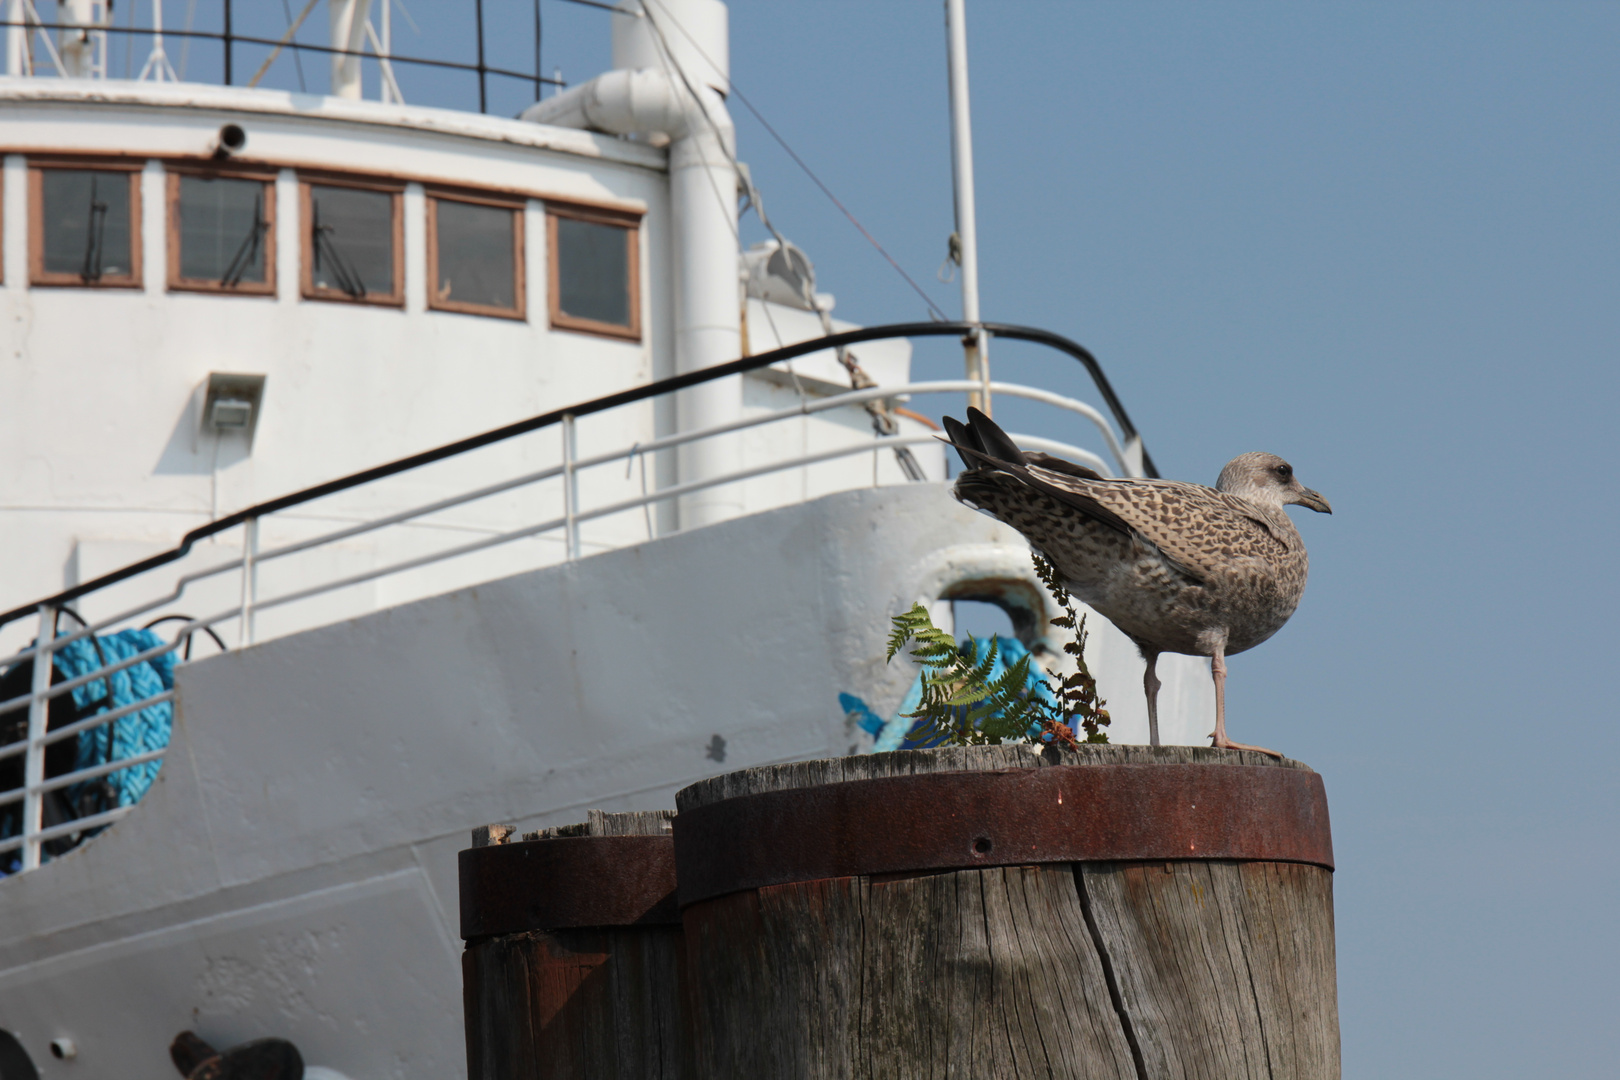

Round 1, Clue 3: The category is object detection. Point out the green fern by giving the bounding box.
[885,551,1111,748]
[888,613,1045,745]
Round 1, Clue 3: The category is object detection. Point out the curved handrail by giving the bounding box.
[0,321,1152,630]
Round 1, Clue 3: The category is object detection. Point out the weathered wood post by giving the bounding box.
[459,810,689,1079]
[672,745,1338,1079]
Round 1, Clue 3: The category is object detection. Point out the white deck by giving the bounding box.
[0,81,937,654]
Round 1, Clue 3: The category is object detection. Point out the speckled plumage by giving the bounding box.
[942,409,1332,754]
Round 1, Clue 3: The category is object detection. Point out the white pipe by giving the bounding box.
[667,78,740,527]
[5,0,27,76]
[523,67,695,138]
[328,0,372,100]
[945,0,989,413]
[523,0,741,529]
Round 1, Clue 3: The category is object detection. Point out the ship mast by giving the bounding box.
[945,0,989,414]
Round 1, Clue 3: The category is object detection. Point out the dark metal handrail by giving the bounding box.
[0,19,564,95]
[0,321,1154,631]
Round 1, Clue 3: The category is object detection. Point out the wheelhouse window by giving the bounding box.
[547,202,640,340]
[30,163,142,287]
[168,171,276,294]
[301,179,403,305]
[427,191,524,319]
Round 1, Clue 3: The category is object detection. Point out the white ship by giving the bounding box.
[0,2,1213,1077]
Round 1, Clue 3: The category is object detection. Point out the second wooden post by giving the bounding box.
[460,810,689,1080]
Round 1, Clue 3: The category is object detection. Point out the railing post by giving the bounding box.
[239,516,258,647]
[22,604,54,871]
[562,413,579,560]
[474,0,487,113]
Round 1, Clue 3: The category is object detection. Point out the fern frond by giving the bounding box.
[887,603,942,661]
[883,578,1110,750]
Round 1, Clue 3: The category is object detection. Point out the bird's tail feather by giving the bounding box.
[966,407,1027,465]
[941,407,1026,472]
[940,414,985,472]
[942,409,1137,540]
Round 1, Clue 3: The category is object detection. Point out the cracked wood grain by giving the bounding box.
[682,865,1137,1078]
[1079,860,1339,1079]
[677,746,1337,1079]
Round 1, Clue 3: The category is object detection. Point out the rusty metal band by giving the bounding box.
[673,764,1332,907]
[458,835,679,939]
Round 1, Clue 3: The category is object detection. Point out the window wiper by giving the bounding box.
[220,192,270,288]
[79,175,108,283]
[311,199,367,299]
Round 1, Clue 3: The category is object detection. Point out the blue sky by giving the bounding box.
[212,2,1620,1074]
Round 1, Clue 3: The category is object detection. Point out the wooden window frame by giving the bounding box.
[28,157,144,290]
[298,172,405,308]
[425,187,526,321]
[546,199,642,342]
[166,165,278,297]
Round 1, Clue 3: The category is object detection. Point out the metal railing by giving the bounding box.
[0,321,1155,873]
[0,3,564,109]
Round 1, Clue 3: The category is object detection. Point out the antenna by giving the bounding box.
[945,0,989,414]
[136,0,179,82]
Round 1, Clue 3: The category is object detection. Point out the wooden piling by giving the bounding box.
[459,810,689,1080]
[671,744,1339,1079]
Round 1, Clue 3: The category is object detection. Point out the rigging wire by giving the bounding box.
[247,0,320,88]
[632,7,740,249]
[557,0,944,320]
[639,0,929,480]
[177,0,198,79]
[391,0,422,37]
[642,0,950,322]
[279,0,309,93]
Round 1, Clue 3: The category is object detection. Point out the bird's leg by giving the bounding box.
[1142,649,1162,748]
[1208,640,1282,758]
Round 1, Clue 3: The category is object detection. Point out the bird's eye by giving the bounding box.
[1275,464,1292,479]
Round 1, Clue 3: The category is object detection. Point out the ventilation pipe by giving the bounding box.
[5,0,27,75]
[523,0,741,530]
[56,0,107,78]
[329,0,373,100]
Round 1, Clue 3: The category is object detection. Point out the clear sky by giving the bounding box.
[209,2,1620,1074]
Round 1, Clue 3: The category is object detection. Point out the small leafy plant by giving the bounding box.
[885,606,1047,746]
[1031,551,1112,744]
[885,551,1111,749]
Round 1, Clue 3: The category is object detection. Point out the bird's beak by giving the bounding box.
[1294,488,1333,514]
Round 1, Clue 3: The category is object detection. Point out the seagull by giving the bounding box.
[941,408,1331,757]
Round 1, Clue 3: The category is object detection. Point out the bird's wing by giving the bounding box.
[971,453,1139,539]
[942,408,1283,577]
[1023,468,1290,579]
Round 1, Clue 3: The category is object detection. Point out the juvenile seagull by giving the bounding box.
[942,408,1331,756]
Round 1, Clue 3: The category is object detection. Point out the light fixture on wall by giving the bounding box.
[201,372,267,449]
